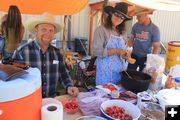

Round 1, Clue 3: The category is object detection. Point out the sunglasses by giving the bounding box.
[113,12,125,20]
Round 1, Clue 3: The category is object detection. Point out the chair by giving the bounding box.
[74,56,97,90]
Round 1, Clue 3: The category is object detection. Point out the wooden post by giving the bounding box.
[101,0,109,24]
[89,8,94,55]
[89,1,105,55]
[62,15,68,51]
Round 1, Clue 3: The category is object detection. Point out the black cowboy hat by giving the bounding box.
[104,2,132,20]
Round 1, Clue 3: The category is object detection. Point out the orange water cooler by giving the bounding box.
[0,67,42,120]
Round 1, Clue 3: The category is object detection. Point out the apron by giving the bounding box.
[96,34,127,85]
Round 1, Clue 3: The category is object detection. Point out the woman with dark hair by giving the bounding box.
[0,14,7,59]
[1,5,24,59]
[93,2,132,85]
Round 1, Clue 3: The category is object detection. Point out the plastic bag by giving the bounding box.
[144,54,165,90]
[77,89,109,116]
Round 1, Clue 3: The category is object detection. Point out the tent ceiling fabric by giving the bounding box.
[0,0,90,15]
[123,0,180,11]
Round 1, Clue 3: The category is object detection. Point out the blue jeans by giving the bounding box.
[127,53,147,72]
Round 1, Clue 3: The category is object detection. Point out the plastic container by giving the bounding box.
[156,89,180,111]
[175,77,180,89]
[64,99,79,114]
[137,92,152,109]
[111,90,119,98]
[64,103,79,114]
[169,65,180,78]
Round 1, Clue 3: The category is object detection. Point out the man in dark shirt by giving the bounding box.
[13,13,79,98]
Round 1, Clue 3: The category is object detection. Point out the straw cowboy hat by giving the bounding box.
[128,6,155,16]
[104,2,132,20]
[25,12,63,34]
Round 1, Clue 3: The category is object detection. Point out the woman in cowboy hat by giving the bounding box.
[12,12,79,98]
[93,2,132,85]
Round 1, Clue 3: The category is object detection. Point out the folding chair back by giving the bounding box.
[86,56,97,72]
[74,56,96,90]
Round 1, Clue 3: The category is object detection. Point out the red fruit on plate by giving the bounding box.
[64,100,79,114]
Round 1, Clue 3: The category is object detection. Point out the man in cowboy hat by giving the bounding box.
[127,10,161,72]
[12,13,79,98]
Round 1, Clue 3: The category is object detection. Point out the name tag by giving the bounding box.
[53,60,59,64]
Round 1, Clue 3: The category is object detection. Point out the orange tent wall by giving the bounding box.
[0,0,90,15]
